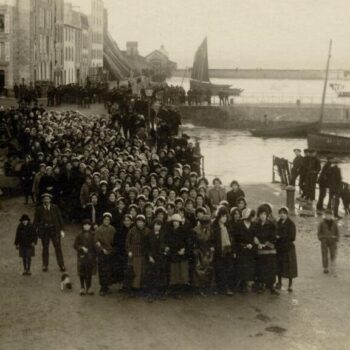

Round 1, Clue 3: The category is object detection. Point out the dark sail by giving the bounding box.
[190,37,243,96]
[191,37,210,82]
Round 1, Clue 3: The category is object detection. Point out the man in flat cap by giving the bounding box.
[33,193,66,272]
[290,149,303,186]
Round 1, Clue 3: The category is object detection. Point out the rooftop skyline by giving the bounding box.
[71,0,350,70]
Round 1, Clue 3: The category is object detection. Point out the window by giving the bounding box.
[0,15,4,33]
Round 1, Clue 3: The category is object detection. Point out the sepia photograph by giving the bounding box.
[0,0,350,349]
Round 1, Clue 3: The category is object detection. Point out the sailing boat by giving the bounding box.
[308,40,350,154]
[190,37,243,96]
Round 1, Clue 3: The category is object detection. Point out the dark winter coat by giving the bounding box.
[14,222,37,257]
[165,225,189,263]
[33,204,64,237]
[210,221,235,258]
[328,165,342,193]
[235,221,256,281]
[276,218,298,279]
[73,230,97,275]
[227,189,245,208]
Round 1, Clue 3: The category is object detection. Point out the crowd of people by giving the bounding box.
[3,93,303,302]
[290,148,349,218]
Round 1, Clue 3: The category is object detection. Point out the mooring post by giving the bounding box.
[285,185,296,216]
[272,156,275,183]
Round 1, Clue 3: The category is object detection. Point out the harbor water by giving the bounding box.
[168,77,350,105]
[181,123,350,185]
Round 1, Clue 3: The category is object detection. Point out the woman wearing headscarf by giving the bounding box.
[275,207,298,292]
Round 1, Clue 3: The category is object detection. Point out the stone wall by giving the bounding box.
[177,104,350,129]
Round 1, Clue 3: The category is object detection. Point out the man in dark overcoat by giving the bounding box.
[33,193,66,272]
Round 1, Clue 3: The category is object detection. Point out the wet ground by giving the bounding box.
[1,183,350,350]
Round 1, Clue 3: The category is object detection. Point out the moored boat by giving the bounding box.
[307,132,350,154]
[190,38,243,96]
[251,121,319,138]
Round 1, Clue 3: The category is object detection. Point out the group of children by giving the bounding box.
[14,196,340,301]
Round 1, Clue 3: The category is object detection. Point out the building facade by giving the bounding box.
[0,0,15,91]
[31,0,64,83]
[145,45,177,78]
[89,0,104,78]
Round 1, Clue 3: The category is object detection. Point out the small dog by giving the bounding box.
[60,272,72,291]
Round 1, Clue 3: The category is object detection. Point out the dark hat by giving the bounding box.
[324,209,333,215]
[212,177,222,185]
[293,148,301,152]
[199,215,211,224]
[20,214,30,222]
[278,207,289,215]
[82,219,92,225]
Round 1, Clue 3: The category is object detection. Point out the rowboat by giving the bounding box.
[190,37,243,96]
[308,132,350,154]
[251,121,319,138]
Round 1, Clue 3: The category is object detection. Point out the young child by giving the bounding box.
[74,219,97,296]
[317,209,339,275]
[14,214,37,276]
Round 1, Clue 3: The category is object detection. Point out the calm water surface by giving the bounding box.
[181,124,350,185]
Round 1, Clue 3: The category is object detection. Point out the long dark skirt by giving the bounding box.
[236,252,255,281]
[256,253,277,287]
[214,254,236,291]
[144,257,168,290]
[111,254,127,284]
[97,253,112,287]
[277,245,298,279]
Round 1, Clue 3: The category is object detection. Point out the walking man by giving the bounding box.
[33,193,66,272]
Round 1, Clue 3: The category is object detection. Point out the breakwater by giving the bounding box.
[174,68,349,80]
[177,104,350,129]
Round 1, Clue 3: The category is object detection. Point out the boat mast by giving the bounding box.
[319,40,332,127]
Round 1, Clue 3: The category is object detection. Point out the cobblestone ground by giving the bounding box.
[1,183,350,350]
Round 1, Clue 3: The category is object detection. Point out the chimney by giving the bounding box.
[126,41,138,57]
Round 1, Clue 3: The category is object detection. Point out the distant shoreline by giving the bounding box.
[173,68,350,81]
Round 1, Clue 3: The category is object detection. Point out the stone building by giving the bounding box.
[0,0,15,91]
[89,0,104,79]
[31,0,64,83]
[145,45,177,78]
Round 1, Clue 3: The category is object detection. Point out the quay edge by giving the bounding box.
[177,104,350,130]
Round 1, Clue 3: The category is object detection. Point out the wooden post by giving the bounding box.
[286,185,296,216]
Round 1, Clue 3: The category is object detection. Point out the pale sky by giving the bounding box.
[71,0,350,69]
